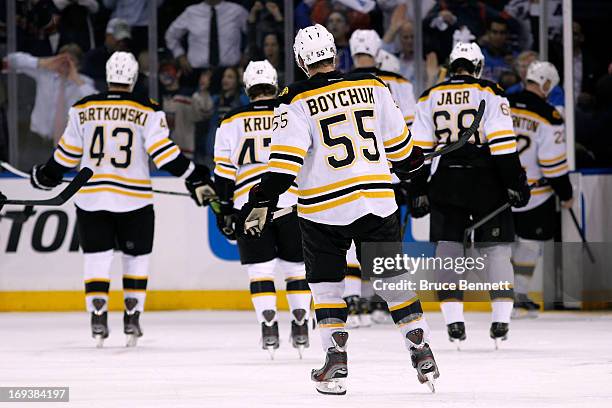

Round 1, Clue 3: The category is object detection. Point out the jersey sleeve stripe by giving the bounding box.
[404,115,415,123]
[386,138,414,161]
[214,165,237,178]
[541,164,569,176]
[268,160,301,175]
[147,138,173,154]
[153,145,180,167]
[270,145,307,157]
[214,156,233,165]
[269,152,304,166]
[383,126,409,148]
[486,129,515,140]
[54,150,81,167]
[150,142,177,159]
[236,165,268,183]
[539,153,567,164]
[385,133,412,153]
[57,144,82,159]
[58,139,83,154]
[489,141,517,154]
[488,136,516,146]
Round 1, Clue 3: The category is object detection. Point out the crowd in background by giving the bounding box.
[1,0,612,169]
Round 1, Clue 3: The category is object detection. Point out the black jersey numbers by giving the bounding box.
[433,109,481,144]
[237,136,271,165]
[320,109,380,169]
[516,134,531,155]
[89,126,133,168]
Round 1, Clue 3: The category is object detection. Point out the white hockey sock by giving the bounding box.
[440,301,464,325]
[278,259,311,320]
[247,260,278,324]
[492,300,514,323]
[122,254,149,313]
[83,250,114,313]
[342,275,361,298]
[311,281,347,351]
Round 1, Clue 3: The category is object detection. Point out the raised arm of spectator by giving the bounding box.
[382,4,406,48]
[5,52,63,78]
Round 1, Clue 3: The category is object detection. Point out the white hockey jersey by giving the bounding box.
[53,92,184,212]
[213,100,297,210]
[508,90,568,212]
[269,71,414,225]
[411,75,517,161]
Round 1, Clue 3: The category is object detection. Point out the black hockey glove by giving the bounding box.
[394,145,425,180]
[30,164,62,190]
[215,201,237,240]
[185,164,217,206]
[392,181,410,206]
[507,173,531,208]
[409,194,430,218]
[240,184,278,238]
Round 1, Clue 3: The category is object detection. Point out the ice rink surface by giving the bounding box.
[1,310,611,408]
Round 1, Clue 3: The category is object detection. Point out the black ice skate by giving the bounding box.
[407,329,440,393]
[369,296,390,324]
[490,322,509,349]
[343,296,360,329]
[261,309,279,359]
[512,294,539,319]
[290,309,309,359]
[124,298,143,347]
[311,331,348,395]
[447,322,466,350]
[91,298,108,348]
[358,297,372,327]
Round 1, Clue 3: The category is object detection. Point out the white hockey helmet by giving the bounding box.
[293,24,336,76]
[526,60,559,96]
[243,60,278,91]
[449,41,485,79]
[106,51,139,91]
[376,49,401,74]
[349,29,381,58]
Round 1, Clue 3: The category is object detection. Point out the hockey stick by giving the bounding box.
[0,167,93,207]
[568,207,596,263]
[0,161,191,197]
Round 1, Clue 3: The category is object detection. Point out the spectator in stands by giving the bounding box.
[103,0,165,55]
[247,1,284,56]
[311,0,372,31]
[159,59,213,159]
[4,44,96,165]
[326,10,353,72]
[423,0,516,62]
[202,67,249,166]
[480,18,517,83]
[53,0,99,53]
[164,0,248,85]
[506,50,565,113]
[248,32,285,86]
[16,0,61,56]
[81,18,131,91]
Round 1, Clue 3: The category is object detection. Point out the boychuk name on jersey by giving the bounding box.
[305,87,375,116]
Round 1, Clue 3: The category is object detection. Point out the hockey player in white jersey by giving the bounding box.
[240,24,439,394]
[410,42,531,347]
[508,61,573,317]
[30,52,216,347]
[213,60,311,358]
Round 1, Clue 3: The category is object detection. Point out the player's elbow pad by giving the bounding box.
[547,174,573,202]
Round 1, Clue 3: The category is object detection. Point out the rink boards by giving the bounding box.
[1,172,610,311]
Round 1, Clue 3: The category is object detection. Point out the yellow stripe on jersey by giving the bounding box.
[314,303,347,309]
[73,100,155,112]
[147,138,172,154]
[490,141,517,153]
[214,165,237,178]
[268,161,301,174]
[54,150,80,166]
[270,145,307,157]
[415,140,435,147]
[487,129,515,140]
[298,190,395,214]
[214,156,233,165]
[78,187,153,199]
[91,174,151,185]
[541,164,569,175]
[539,153,567,164]
[290,79,386,103]
[419,83,499,103]
[383,126,409,148]
[404,115,415,123]
[221,110,273,125]
[511,108,551,125]
[58,139,83,154]
[298,174,392,197]
[386,138,414,160]
[153,145,180,166]
[236,165,268,183]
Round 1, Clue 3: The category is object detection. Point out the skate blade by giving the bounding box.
[126,334,138,347]
[296,345,305,359]
[449,338,464,351]
[94,334,104,348]
[345,315,360,329]
[266,346,276,360]
[315,379,346,395]
[359,315,372,327]
[424,372,436,393]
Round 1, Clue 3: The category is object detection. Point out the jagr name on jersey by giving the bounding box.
[78,107,149,126]
[436,90,471,106]
[306,87,375,116]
